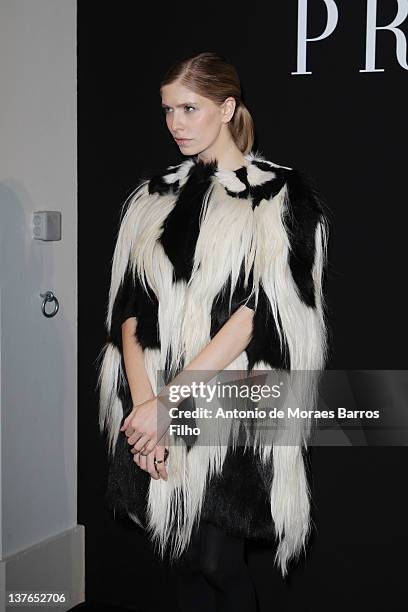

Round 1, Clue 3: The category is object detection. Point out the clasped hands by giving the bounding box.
[120,395,172,481]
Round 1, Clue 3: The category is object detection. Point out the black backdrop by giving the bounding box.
[78,2,408,610]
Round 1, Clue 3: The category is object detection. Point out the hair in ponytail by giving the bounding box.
[160,51,255,154]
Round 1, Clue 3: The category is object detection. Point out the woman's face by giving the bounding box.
[161,81,234,157]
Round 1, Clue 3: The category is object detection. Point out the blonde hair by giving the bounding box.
[160,51,255,154]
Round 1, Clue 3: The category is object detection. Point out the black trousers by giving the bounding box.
[172,520,258,612]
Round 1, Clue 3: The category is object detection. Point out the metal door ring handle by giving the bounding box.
[40,291,59,318]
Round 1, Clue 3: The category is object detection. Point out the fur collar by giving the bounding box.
[148,150,293,208]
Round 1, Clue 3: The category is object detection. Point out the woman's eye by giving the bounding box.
[162,106,196,114]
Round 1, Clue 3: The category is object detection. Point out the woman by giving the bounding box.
[97,51,329,611]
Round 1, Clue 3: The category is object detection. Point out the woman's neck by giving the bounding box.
[197,141,247,172]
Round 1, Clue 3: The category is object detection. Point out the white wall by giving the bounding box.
[0,0,81,605]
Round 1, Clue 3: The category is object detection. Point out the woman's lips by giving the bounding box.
[175,138,192,146]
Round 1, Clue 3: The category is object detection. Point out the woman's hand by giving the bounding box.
[131,443,169,481]
[120,396,172,456]
[120,403,142,434]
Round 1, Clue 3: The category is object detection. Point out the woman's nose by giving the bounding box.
[170,112,185,132]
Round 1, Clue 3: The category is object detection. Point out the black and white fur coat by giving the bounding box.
[97,149,329,576]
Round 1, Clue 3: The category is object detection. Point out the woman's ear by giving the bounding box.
[221,96,237,123]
